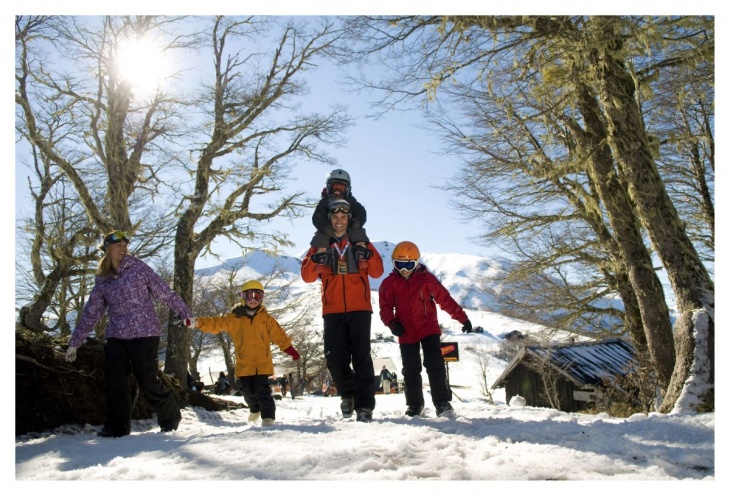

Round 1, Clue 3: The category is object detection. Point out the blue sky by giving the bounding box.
[10,4,721,272]
[208,56,488,265]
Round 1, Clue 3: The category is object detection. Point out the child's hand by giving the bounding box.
[184,317,198,328]
[284,346,300,361]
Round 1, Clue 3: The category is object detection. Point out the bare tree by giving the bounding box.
[15,15,200,330]
[165,16,352,383]
[469,344,495,404]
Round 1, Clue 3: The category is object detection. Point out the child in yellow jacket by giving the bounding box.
[184,280,300,426]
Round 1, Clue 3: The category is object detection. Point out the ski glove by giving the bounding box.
[353,245,372,261]
[284,346,300,361]
[184,317,198,328]
[461,319,473,333]
[389,321,405,337]
[65,346,78,363]
[311,252,331,265]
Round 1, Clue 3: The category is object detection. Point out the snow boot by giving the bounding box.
[356,408,373,423]
[435,401,454,418]
[405,405,424,417]
[261,418,275,427]
[340,397,355,418]
[159,416,181,432]
[97,426,129,438]
[248,412,261,424]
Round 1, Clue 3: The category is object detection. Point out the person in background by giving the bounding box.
[380,365,393,395]
[65,230,192,437]
[288,372,296,400]
[310,169,369,256]
[184,280,299,427]
[301,198,384,422]
[215,372,230,395]
[279,374,288,397]
[378,241,473,418]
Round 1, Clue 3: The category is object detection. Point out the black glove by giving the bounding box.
[353,245,372,261]
[311,252,331,265]
[389,321,405,337]
[462,319,473,333]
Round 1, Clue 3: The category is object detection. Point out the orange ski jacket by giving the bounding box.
[301,237,384,316]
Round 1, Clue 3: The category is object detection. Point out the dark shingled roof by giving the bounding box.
[492,338,636,389]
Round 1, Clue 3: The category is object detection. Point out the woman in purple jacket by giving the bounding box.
[65,230,193,438]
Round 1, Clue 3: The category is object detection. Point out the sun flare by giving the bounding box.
[115,38,169,97]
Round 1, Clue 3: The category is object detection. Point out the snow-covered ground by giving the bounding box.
[14,331,715,484]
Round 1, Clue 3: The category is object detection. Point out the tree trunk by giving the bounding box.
[576,84,675,389]
[163,219,199,385]
[592,18,714,412]
[20,262,69,333]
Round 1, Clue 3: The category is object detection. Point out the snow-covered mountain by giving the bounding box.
[193,241,547,341]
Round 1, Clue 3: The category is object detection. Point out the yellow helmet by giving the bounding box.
[240,280,264,292]
[240,280,265,303]
[392,241,420,260]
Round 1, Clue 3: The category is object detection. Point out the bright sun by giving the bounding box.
[115,38,169,97]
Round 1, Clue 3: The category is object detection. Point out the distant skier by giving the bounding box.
[378,241,472,418]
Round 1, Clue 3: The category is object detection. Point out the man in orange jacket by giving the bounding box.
[301,198,384,422]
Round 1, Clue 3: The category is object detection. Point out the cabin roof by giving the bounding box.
[491,338,636,389]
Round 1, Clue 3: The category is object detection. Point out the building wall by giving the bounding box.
[505,363,584,412]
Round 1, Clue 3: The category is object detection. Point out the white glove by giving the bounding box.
[65,346,78,363]
[184,317,197,328]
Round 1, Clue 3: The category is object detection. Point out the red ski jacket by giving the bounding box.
[378,264,468,344]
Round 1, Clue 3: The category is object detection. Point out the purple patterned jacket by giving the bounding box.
[69,255,192,348]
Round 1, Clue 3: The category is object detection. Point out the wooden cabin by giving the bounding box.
[491,338,636,412]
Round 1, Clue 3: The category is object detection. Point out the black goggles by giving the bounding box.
[103,230,130,250]
[240,290,264,301]
[393,260,417,271]
[330,205,350,215]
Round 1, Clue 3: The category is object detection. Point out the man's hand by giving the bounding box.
[65,346,78,363]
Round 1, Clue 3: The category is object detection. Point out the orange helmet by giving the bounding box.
[392,241,420,260]
[392,241,420,274]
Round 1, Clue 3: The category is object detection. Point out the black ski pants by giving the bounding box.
[400,333,452,409]
[239,375,276,419]
[323,311,375,411]
[104,337,181,434]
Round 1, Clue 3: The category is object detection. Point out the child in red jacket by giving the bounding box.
[378,241,472,418]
